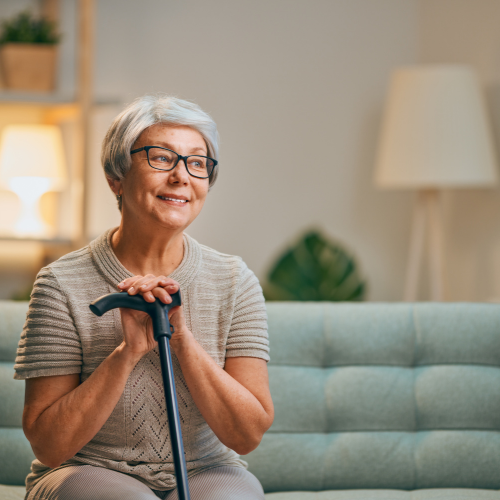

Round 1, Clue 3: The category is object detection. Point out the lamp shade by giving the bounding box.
[374,65,498,189]
[0,124,67,191]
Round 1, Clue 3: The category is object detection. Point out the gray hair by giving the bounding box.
[101,94,219,209]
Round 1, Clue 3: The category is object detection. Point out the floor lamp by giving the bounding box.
[374,65,499,301]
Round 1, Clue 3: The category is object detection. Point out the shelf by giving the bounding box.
[0,99,120,127]
[0,236,73,244]
[0,90,76,104]
[0,97,120,108]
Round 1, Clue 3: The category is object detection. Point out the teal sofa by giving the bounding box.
[2,300,500,499]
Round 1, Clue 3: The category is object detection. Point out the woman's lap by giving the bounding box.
[157,466,264,500]
[27,464,264,500]
[27,465,157,500]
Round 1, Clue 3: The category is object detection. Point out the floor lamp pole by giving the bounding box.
[404,189,445,302]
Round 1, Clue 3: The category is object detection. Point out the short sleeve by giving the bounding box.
[13,266,82,380]
[225,261,270,362]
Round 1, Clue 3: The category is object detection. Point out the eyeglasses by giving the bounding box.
[130,146,217,179]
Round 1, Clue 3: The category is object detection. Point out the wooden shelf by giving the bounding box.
[0,91,75,103]
[0,236,72,244]
[0,92,120,106]
[0,100,119,125]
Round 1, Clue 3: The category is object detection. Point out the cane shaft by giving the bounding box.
[158,335,191,500]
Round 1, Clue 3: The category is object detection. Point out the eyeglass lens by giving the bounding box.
[147,147,214,178]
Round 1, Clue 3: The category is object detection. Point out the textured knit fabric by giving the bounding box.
[26,465,264,500]
[14,228,269,495]
[160,466,264,500]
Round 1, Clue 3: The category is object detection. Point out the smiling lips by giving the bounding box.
[158,195,189,204]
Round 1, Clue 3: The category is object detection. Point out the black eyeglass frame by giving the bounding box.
[130,145,217,179]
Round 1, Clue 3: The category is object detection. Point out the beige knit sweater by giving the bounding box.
[14,228,269,493]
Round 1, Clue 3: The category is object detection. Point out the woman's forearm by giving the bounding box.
[24,344,142,468]
[173,334,273,455]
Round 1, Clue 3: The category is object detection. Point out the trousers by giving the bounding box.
[27,465,265,500]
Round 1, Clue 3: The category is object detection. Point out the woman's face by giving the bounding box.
[110,123,210,232]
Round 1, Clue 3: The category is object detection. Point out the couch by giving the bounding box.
[2,300,500,499]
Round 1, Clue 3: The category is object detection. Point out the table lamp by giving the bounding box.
[374,65,498,301]
[0,124,67,238]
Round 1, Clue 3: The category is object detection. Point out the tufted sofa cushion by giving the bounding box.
[244,302,500,497]
[0,301,35,490]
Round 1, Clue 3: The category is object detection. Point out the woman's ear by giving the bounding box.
[107,177,122,196]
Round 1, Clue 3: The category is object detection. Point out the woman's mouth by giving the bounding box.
[157,196,188,204]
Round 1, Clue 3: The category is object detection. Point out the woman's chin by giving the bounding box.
[153,213,192,232]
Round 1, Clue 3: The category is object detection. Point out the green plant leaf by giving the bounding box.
[264,230,366,302]
[0,10,60,45]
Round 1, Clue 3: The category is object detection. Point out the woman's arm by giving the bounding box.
[175,334,274,455]
[23,345,142,468]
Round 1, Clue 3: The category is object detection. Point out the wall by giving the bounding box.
[89,0,420,301]
[419,0,500,302]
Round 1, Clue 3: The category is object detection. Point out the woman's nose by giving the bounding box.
[170,158,190,184]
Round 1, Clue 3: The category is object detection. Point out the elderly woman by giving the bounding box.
[14,95,274,500]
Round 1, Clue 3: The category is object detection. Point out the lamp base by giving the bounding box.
[8,177,54,238]
[404,189,445,301]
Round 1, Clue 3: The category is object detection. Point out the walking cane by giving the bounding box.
[89,291,191,500]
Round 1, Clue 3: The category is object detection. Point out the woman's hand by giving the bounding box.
[116,275,193,357]
[118,274,179,304]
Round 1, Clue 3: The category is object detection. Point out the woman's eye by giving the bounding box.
[151,155,171,163]
[188,158,206,169]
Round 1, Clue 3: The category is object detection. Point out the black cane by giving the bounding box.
[89,291,191,500]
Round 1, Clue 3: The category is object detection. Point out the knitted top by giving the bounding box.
[14,228,270,493]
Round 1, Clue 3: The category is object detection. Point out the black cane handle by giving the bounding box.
[89,290,181,340]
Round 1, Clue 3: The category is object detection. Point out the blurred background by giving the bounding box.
[0,0,499,304]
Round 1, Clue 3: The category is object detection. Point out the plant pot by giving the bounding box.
[0,43,57,92]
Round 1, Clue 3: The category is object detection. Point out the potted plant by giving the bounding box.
[0,10,60,92]
[263,229,367,301]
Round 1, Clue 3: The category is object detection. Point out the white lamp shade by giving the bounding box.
[374,65,499,189]
[0,124,67,191]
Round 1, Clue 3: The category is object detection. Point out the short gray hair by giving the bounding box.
[101,94,219,208]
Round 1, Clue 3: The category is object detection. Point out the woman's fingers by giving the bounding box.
[117,275,180,304]
[151,286,172,304]
[138,286,170,304]
[117,276,143,291]
[129,275,158,294]
[138,277,179,304]
[139,276,178,293]
[168,305,187,330]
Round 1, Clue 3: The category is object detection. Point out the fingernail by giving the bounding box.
[118,282,125,288]
[140,284,147,289]
[129,287,134,292]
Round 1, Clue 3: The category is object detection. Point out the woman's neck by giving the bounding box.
[110,221,184,277]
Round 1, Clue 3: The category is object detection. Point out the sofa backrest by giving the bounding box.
[244,302,500,493]
[0,300,35,486]
[3,300,500,492]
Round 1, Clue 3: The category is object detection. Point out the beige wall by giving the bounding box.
[419,0,500,301]
[89,0,419,301]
